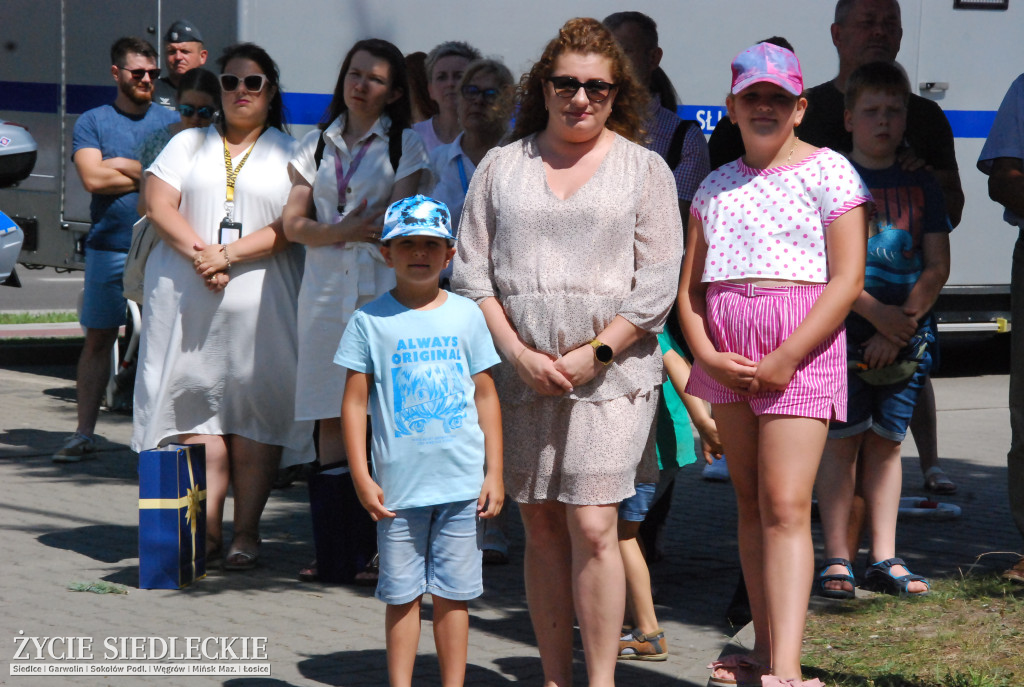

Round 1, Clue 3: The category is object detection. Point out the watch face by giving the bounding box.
[596,344,613,363]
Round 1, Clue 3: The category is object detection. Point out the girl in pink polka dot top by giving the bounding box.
[676,43,870,687]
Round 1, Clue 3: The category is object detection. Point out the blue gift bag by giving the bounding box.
[138,444,207,589]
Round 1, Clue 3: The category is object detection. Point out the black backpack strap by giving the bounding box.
[388,126,404,173]
[314,125,402,173]
[666,119,697,171]
[313,129,327,170]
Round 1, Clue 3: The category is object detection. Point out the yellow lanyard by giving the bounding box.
[222,135,259,203]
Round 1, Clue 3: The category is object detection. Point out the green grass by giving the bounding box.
[802,572,1024,686]
[0,311,78,325]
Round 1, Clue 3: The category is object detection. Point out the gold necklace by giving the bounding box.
[787,136,799,164]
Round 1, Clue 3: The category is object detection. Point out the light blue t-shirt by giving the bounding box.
[978,73,1024,228]
[334,291,501,510]
[71,103,178,252]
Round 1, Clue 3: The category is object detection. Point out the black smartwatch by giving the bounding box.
[590,339,614,365]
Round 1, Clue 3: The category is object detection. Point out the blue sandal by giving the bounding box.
[862,557,930,597]
[816,557,856,599]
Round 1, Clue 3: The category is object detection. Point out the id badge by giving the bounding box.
[218,219,242,244]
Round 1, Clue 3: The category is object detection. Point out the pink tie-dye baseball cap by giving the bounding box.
[730,43,803,96]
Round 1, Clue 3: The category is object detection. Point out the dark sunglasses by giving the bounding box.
[177,104,216,120]
[124,68,161,81]
[219,73,267,93]
[546,75,617,102]
[460,85,500,104]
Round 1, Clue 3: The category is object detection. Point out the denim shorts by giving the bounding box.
[828,329,934,443]
[375,499,482,606]
[618,482,657,522]
[80,248,127,329]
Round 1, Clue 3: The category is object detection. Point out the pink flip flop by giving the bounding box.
[759,676,825,687]
[708,654,769,687]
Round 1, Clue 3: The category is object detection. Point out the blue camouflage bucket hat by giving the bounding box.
[381,195,455,244]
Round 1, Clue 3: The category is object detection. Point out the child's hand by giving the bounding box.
[553,345,600,389]
[701,351,758,394]
[353,478,395,521]
[862,332,901,369]
[514,347,574,396]
[902,296,932,323]
[868,303,917,346]
[477,473,505,519]
[749,348,799,394]
[694,417,723,463]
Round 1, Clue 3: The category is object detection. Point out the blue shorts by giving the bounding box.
[618,482,657,522]
[828,329,934,443]
[81,248,127,329]
[375,499,482,606]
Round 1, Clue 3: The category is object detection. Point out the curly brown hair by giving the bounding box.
[510,17,648,143]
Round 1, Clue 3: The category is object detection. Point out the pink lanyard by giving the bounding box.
[334,135,375,217]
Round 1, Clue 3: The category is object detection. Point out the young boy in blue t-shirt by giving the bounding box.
[815,61,950,600]
[336,195,503,686]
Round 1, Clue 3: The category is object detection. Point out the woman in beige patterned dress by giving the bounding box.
[451,18,682,686]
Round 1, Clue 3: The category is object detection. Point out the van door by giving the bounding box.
[912,1,1023,302]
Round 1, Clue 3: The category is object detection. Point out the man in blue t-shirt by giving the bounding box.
[54,37,178,462]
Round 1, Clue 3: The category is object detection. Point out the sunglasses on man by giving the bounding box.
[219,73,267,93]
[123,68,161,81]
[460,85,501,104]
[546,76,617,103]
[177,104,217,120]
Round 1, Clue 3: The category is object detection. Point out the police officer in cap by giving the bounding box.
[153,19,208,110]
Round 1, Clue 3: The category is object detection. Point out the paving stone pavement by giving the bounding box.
[0,358,1020,686]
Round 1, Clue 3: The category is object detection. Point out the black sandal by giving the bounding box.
[816,557,856,599]
[862,557,930,597]
[353,553,379,586]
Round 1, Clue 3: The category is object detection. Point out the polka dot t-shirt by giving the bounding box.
[691,147,870,283]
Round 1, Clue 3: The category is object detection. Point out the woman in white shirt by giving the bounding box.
[283,38,430,481]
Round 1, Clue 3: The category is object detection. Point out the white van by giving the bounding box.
[1,0,1020,331]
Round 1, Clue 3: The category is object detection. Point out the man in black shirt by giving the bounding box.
[801,0,963,226]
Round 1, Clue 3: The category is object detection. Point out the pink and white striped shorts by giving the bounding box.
[685,281,846,421]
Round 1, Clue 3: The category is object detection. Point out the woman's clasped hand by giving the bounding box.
[190,242,232,290]
[512,347,574,396]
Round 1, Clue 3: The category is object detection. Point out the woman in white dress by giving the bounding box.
[282,39,430,477]
[135,43,312,571]
[452,19,682,685]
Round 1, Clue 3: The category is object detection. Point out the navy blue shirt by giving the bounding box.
[846,162,951,345]
[72,103,178,252]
